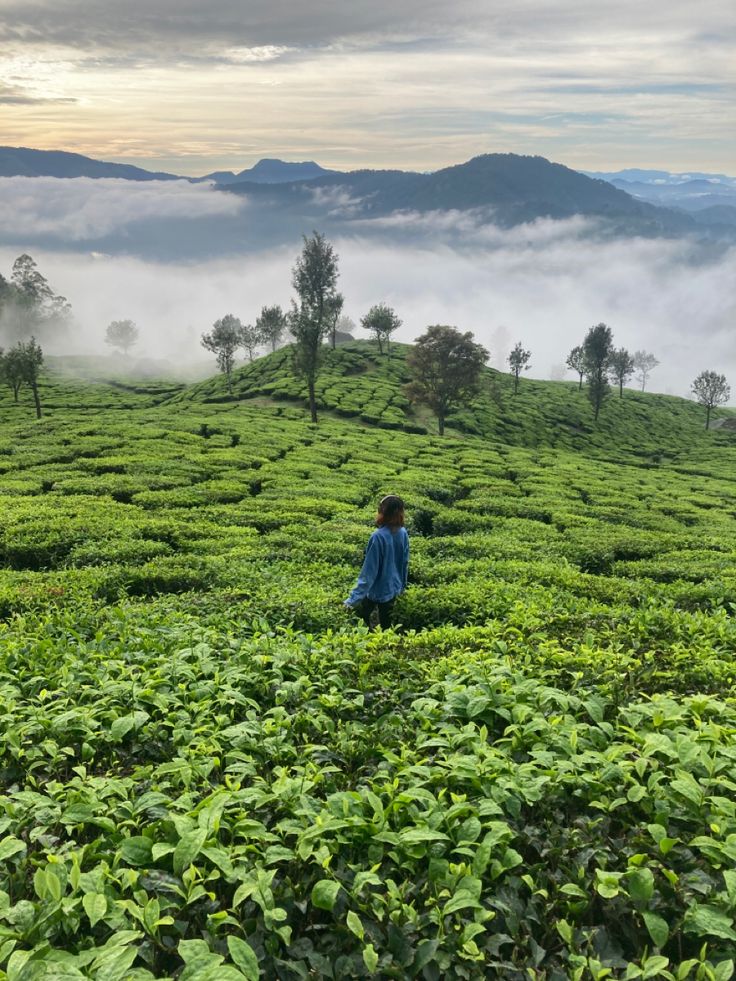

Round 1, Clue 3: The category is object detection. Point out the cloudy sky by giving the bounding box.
[0,0,734,174]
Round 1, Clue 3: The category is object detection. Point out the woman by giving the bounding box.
[344,494,409,630]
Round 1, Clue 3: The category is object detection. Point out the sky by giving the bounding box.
[0,0,734,174]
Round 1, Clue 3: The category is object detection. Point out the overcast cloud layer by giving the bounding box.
[0,0,733,173]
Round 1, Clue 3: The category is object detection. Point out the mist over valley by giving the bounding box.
[0,150,734,398]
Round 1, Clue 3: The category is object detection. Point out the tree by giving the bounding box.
[201,314,243,395]
[507,342,531,394]
[255,305,287,353]
[0,346,24,403]
[323,293,343,350]
[633,350,659,391]
[8,254,71,341]
[406,325,489,435]
[566,345,585,390]
[239,322,261,362]
[692,370,730,429]
[609,347,635,397]
[361,303,402,356]
[105,319,139,355]
[17,337,44,418]
[289,232,340,423]
[583,323,613,421]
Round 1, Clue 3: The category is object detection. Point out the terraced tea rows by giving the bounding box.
[1,351,736,979]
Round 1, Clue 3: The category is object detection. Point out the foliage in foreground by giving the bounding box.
[0,365,736,977]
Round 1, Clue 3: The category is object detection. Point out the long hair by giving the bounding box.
[376,494,405,528]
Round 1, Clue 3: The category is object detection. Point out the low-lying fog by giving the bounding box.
[1,177,735,399]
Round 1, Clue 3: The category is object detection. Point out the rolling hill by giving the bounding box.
[175,340,731,459]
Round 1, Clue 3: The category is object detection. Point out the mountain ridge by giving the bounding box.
[2,145,730,240]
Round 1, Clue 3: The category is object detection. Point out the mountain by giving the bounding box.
[586,167,736,186]
[583,167,736,223]
[202,158,339,184]
[222,153,695,235]
[0,146,180,181]
[0,147,338,185]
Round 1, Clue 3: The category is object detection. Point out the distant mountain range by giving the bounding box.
[0,147,336,184]
[215,153,698,236]
[2,145,735,241]
[584,167,736,229]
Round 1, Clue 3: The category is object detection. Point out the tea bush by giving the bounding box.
[1,352,736,978]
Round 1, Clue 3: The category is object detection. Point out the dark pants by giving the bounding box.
[357,597,395,630]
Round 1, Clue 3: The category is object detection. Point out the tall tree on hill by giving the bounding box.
[255,305,287,353]
[692,370,730,429]
[406,325,489,435]
[17,337,44,419]
[583,323,613,421]
[201,314,243,395]
[326,292,345,350]
[508,342,531,394]
[289,232,340,423]
[566,345,585,390]
[609,347,635,397]
[361,303,402,356]
[105,319,139,355]
[633,350,659,391]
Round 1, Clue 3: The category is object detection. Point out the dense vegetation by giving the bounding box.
[1,345,736,980]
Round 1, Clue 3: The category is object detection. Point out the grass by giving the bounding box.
[0,346,735,979]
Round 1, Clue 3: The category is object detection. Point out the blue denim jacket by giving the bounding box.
[347,526,409,605]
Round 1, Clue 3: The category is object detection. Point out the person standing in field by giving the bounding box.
[344,495,409,629]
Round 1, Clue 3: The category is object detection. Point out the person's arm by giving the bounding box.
[345,535,381,606]
[401,530,409,592]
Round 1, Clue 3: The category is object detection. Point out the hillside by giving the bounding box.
[177,340,732,460]
[3,358,736,976]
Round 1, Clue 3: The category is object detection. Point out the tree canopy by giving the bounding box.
[406,325,489,435]
[255,306,287,353]
[105,320,139,355]
[201,315,243,394]
[692,370,730,429]
[582,323,613,420]
[508,342,531,393]
[361,303,402,355]
[633,350,659,392]
[609,347,635,398]
[566,345,585,389]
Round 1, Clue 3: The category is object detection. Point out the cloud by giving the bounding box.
[309,185,364,218]
[0,0,732,54]
[0,177,245,239]
[0,0,733,174]
[0,81,75,104]
[1,218,733,400]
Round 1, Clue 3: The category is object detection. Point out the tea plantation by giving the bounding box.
[1,343,736,980]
